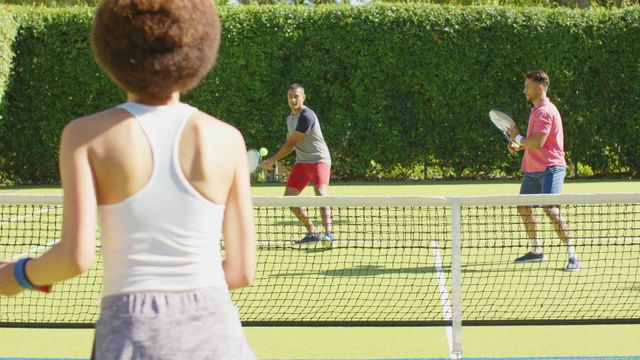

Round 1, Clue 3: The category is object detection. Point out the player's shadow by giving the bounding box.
[269,261,572,277]
[456,261,574,273]
[271,264,483,278]
[324,264,482,276]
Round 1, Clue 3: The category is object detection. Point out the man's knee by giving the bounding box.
[517,205,532,217]
[543,206,560,217]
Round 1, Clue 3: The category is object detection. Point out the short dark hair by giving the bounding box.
[526,70,550,87]
[289,83,305,93]
[91,0,221,99]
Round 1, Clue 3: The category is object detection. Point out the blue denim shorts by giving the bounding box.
[520,165,566,194]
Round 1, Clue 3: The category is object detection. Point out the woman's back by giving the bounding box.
[80,101,238,295]
[79,100,243,206]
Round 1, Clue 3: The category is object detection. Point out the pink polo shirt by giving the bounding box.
[521,97,566,172]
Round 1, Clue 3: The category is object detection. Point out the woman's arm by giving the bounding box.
[25,120,97,286]
[222,130,257,290]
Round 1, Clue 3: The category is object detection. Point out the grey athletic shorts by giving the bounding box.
[93,287,257,360]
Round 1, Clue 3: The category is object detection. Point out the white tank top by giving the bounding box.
[98,102,227,296]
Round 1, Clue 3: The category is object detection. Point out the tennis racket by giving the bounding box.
[488,109,517,143]
[247,149,263,173]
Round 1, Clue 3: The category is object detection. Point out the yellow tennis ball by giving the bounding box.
[259,147,268,157]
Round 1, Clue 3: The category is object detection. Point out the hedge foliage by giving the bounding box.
[0,8,16,103]
[0,7,18,182]
[0,5,638,183]
[2,0,638,9]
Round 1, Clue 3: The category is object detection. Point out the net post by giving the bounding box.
[450,198,463,359]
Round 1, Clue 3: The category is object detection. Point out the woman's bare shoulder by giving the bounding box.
[63,108,130,138]
[191,111,245,146]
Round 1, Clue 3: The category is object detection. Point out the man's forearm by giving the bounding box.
[272,142,296,162]
[516,133,546,149]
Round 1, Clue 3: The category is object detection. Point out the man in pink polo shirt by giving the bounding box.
[506,70,579,271]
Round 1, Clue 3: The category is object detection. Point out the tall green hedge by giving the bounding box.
[0,7,18,182]
[0,8,17,105]
[1,6,110,183]
[1,5,639,183]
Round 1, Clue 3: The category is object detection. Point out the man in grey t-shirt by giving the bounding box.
[262,84,333,248]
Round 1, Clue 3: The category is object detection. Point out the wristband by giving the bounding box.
[514,134,525,145]
[14,258,36,289]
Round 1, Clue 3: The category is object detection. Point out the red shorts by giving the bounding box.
[286,162,331,192]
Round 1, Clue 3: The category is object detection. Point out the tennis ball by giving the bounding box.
[259,147,268,157]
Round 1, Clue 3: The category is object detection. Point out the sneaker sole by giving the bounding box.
[293,240,319,245]
[514,257,547,263]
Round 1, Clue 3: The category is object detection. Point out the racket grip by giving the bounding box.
[34,285,52,293]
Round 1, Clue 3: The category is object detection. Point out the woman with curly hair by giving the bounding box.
[0,0,257,358]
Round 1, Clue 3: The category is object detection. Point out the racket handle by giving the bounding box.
[34,285,52,293]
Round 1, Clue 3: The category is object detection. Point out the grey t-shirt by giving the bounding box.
[286,106,331,164]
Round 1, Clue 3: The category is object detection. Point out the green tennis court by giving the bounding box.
[0,180,639,359]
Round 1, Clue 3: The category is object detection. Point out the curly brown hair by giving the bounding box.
[91,0,221,99]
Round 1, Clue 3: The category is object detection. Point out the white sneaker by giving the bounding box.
[320,232,334,249]
[565,257,581,271]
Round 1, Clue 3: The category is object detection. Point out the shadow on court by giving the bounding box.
[267,260,581,277]
[268,263,490,278]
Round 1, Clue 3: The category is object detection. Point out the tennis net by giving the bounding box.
[0,193,639,330]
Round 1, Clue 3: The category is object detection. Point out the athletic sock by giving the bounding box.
[566,241,577,259]
[531,239,543,254]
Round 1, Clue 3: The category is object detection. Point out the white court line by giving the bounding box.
[431,240,453,357]
[1,205,61,259]
[9,239,60,260]
[0,206,60,226]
